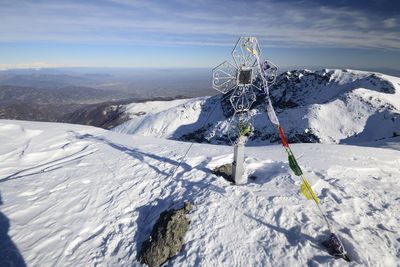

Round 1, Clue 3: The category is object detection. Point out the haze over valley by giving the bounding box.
[0,68,216,123]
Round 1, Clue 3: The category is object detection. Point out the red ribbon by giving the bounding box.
[278,126,289,148]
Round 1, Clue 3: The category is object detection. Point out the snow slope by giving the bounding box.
[1,119,400,266]
[112,69,400,145]
[113,97,212,138]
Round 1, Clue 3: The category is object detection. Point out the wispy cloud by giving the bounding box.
[0,62,89,69]
[0,0,399,50]
[383,18,397,29]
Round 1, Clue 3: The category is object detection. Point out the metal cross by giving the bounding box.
[212,37,277,144]
[211,37,278,184]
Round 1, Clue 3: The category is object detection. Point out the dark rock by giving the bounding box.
[179,128,208,143]
[138,202,192,267]
[212,163,234,183]
[249,175,258,181]
[60,102,131,129]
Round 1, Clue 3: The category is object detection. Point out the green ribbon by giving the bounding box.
[288,153,303,176]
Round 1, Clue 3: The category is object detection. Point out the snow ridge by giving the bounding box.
[113,69,400,145]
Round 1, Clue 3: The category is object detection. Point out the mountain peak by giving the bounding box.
[113,69,400,146]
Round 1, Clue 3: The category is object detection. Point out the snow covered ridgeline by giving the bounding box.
[113,69,400,145]
[1,120,400,266]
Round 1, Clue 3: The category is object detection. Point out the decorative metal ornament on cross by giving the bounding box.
[212,36,277,184]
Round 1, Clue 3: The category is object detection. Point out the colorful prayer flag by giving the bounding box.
[300,179,320,204]
[288,153,303,176]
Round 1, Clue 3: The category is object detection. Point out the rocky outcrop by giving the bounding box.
[60,102,131,129]
[178,69,399,145]
[138,203,192,267]
[212,163,233,183]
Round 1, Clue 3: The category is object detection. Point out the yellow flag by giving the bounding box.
[246,47,257,56]
[300,178,320,204]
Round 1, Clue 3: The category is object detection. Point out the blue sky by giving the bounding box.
[0,0,399,70]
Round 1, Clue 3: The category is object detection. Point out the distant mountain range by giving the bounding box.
[0,84,124,122]
[112,69,400,145]
[0,68,214,123]
[0,85,116,105]
[1,68,398,145]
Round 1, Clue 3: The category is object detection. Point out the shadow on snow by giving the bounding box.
[73,131,343,264]
[72,132,226,259]
[0,192,26,267]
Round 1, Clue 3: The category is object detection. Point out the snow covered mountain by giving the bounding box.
[112,69,400,145]
[1,119,399,266]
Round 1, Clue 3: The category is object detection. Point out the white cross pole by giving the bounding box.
[233,136,246,184]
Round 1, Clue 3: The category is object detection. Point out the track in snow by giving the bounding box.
[0,120,399,266]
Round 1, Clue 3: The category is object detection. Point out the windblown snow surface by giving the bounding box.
[1,120,400,266]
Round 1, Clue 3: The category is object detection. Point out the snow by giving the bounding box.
[123,99,192,117]
[111,69,400,145]
[307,72,400,144]
[113,97,225,139]
[1,119,400,266]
